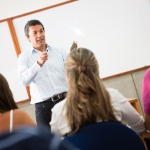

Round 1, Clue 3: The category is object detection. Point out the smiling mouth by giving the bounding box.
[37,39,44,43]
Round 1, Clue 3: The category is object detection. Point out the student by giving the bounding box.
[50,47,146,137]
[142,68,150,131]
[0,74,36,134]
[17,20,67,131]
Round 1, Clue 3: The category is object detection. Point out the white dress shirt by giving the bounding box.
[50,88,145,136]
[17,45,68,104]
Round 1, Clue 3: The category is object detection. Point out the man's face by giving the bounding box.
[27,25,45,50]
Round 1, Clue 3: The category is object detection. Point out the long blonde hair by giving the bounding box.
[65,48,118,135]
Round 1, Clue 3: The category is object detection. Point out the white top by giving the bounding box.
[17,45,68,104]
[50,88,146,136]
[10,110,13,132]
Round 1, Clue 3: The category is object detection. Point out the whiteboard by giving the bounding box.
[13,0,150,78]
[0,22,28,102]
[0,0,70,20]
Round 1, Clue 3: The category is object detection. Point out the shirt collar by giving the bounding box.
[31,44,51,53]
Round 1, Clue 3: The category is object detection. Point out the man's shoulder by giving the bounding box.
[49,45,66,53]
[18,49,32,58]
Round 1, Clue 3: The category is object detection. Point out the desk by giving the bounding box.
[128,98,142,115]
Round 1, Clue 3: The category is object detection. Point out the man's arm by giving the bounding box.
[17,54,40,86]
[17,51,48,86]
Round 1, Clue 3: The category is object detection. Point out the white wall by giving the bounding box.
[0,0,70,102]
[0,22,28,102]
[1,0,150,102]
[0,0,70,20]
[13,0,150,78]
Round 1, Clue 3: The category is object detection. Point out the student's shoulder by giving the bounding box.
[107,88,118,95]
[107,88,127,102]
[52,99,66,114]
[13,109,29,117]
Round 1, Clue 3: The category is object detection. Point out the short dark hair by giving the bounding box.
[0,74,18,113]
[24,19,45,36]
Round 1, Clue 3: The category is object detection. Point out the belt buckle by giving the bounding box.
[51,94,60,102]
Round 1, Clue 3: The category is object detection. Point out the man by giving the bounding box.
[17,19,67,131]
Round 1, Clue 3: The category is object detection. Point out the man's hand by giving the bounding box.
[37,52,48,66]
[70,41,77,51]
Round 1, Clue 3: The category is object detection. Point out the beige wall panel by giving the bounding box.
[103,74,138,99]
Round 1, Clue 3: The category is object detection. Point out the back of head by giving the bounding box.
[65,48,118,134]
[24,19,45,36]
[0,74,18,113]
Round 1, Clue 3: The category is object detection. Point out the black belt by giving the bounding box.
[44,92,67,103]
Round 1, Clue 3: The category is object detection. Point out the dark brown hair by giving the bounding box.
[24,19,45,36]
[65,48,119,135]
[0,74,18,113]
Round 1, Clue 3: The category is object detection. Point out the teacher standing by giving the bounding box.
[17,19,67,131]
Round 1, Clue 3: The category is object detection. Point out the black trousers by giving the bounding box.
[35,97,64,132]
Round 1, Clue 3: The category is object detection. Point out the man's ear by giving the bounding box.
[26,36,30,42]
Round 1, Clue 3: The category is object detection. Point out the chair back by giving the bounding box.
[0,126,79,150]
[63,121,146,150]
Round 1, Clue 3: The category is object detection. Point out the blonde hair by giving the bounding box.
[65,48,118,135]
